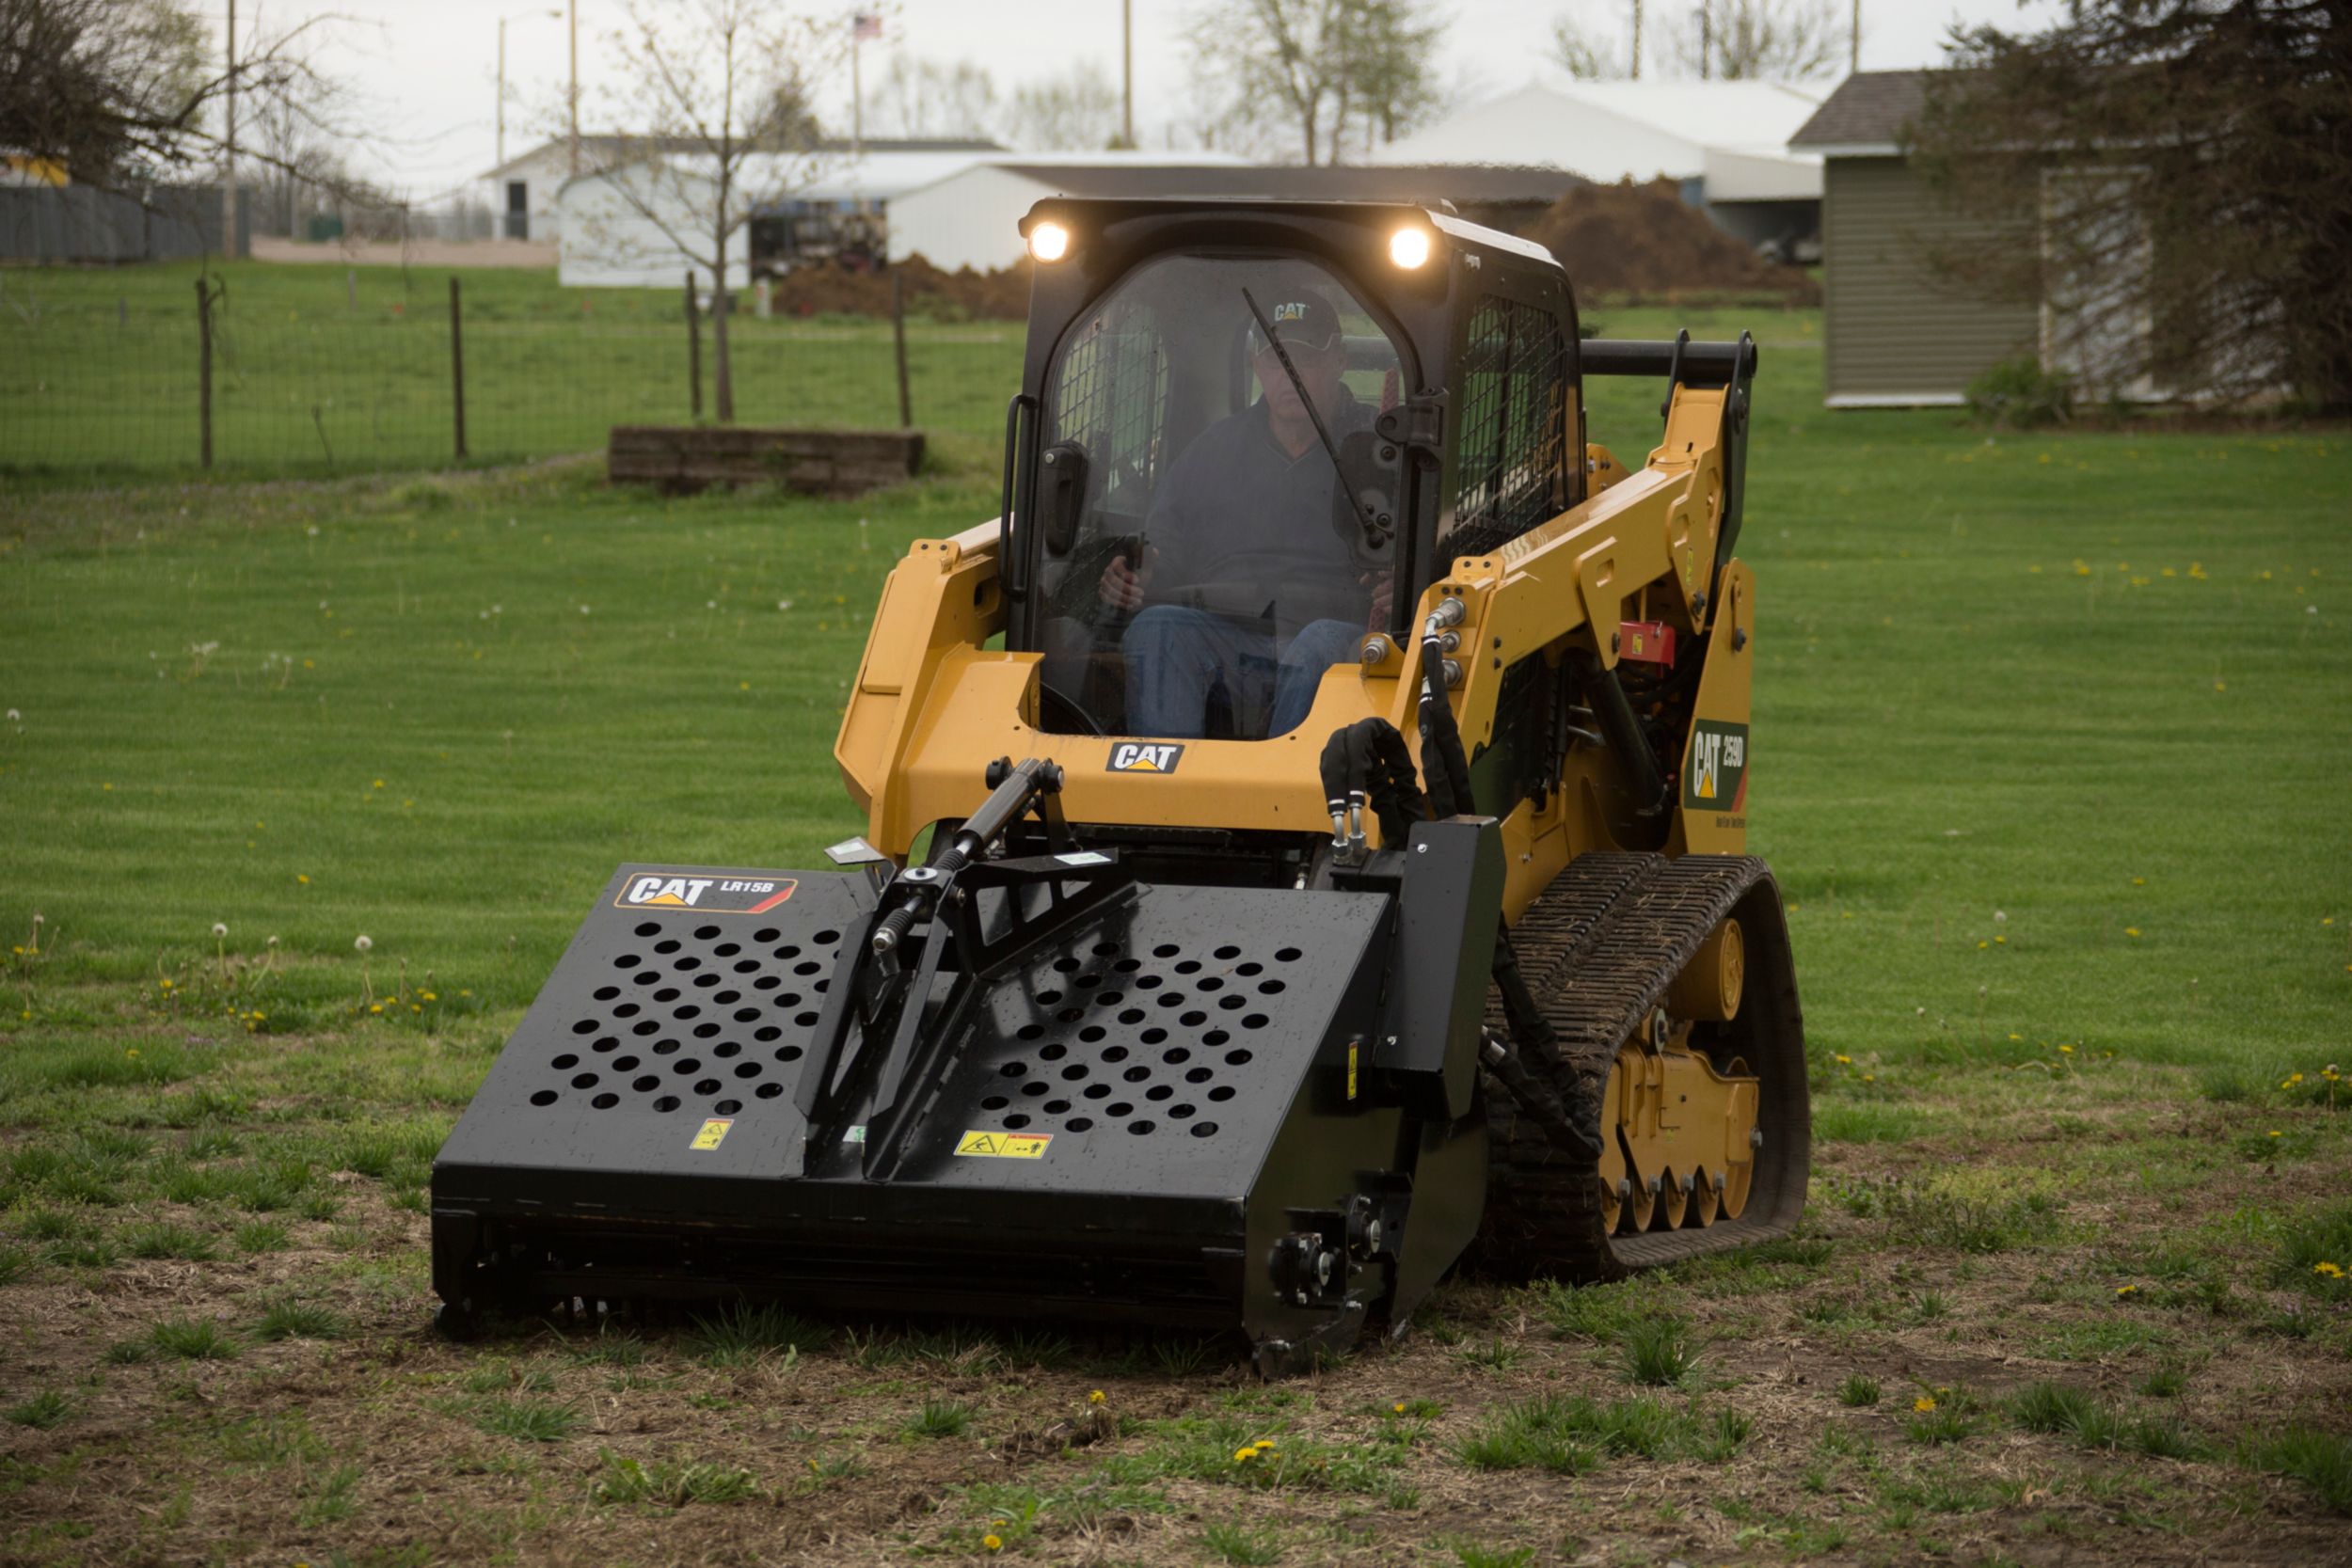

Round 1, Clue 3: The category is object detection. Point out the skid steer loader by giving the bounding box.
[432,200,1809,1372]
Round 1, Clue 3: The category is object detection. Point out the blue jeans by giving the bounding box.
[1122,608,1360,739]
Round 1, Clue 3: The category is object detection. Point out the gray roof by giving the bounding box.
[995,163,1585,206]
[1788,71,1932,150]
[485,135,1004,179]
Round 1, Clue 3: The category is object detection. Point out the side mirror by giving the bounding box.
[1040,441,1090,557]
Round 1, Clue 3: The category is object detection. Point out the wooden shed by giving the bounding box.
[1788,71,2036,407]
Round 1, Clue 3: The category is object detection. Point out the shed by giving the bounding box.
[885,158,1584,273]
[1788,71,2037,406]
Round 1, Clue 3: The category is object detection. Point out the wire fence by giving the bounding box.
[0,262,1025,477]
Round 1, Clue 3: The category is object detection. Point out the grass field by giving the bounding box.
[0,261,1021,477]
[2,309,2349,1566]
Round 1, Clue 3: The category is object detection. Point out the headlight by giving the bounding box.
[1027,221,1072,263]
[1388,226,1432,270]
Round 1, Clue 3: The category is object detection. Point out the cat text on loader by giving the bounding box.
[431,199,1809,1371]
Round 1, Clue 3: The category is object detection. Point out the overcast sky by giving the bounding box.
[208,0,2067,198]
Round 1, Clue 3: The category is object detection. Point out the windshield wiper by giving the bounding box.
[1239,287,1379,546]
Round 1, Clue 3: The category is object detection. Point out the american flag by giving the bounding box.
[851,13,882,40]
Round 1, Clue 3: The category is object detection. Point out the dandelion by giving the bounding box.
[1978,940,1989,950]
[1994,936,2007,945]
[159,977,173,990]
[1835,1053,1851,1065]
[2115,1285,2137,1297]
[296,874,310,885]
[2131,877,2146,885]
[1233,1447,1257,1463]
[2312,1262,2343,1278]
[1914,1396,1937,1413]
[2125,927,2142,938]
[355,935,375,1003]
[1994,910,2007,923]
[2267,1130,2282,1139]
[2059,1045,2074,1054]
[1391,1401,1407,1414]
[4,709,16,721]
[982,1535,1003,1553]
[369,1003,384,1015]
[372,779,385,789]
[2009,1033,2023,1042]
[1087,1389,1105,1405]
[1862,1073,1876,1083]
[212,922,228,938]
[127,1048,139,1058]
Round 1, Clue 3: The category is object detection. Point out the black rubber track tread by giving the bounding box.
[1474,853,1810,1282]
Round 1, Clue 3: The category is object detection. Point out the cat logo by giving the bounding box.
[1683,720,1750,812]
[625,875,713,908]
[1272,300,1309,324]
[1106,741,1185,775]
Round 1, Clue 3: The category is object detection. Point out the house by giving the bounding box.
[884,157,1584,273]
[550,139,1005,289]
[1363,77,1828,261]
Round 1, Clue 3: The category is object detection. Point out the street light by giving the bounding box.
[496,8,563,171]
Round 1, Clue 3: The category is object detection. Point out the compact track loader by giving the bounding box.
[432,200,1809,1371]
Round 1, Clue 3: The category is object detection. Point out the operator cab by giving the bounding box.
[1001,200,1584,742]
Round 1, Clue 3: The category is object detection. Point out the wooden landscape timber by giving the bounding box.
[607,424,924,497]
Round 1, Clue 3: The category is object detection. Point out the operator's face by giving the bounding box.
[1256,341,1346,421]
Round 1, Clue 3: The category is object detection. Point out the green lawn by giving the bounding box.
[1,309,2347,1564]
[0,260,1021,477]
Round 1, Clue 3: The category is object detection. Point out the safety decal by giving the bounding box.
[691,1117,734,1151]
[1105,742,1184,775]
[1683,721,1749,813]
[955,1130,1053,1160]
[1346,1039,1359,1101]
[615,872,798,913]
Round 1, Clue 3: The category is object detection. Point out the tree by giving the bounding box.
[1006,61,1123,151]
[0,0,340,190]
[1184,0,1448,166]
[870,54,998,141]
[584,0,839,422]
[1664,0,1843,80]
[1549,3,1639,78]
[1907,1,2352,411]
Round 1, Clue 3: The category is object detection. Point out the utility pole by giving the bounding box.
[851,23,863,155]
[1698,0,1711,80]
[223,0,237,256]
[567,0,580,177]
[1630,0,1642,79]
[1120,0,1134,149]
[1851,0,1862,71]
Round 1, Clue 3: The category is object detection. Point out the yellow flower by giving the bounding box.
[126,1048,139,1058]
[2267,1130,2281,1138]
[1994,935,2007,944]
[2132,877,2146,886]
[2115,1285,2137,1296]
[982,1534,1003,1552]
[297,874,310,885]
[2008,1033,2023,1041]
[373,779,385,789]
[2125,927,2141,938]
[1835,1053,1851,1065]
[2312,1261,2343,1277]
[1232,1447,1257,1463]
[2058,1045,2074,1054]
[369,1004,384,1015]
[159,978,172,990]
[1978,940,1989,950]
[1861,1073,1876,1083]
[1087,1389,1105,1405]
[1392,1401,1407,1414]
[421,991,437,1002]
[1913,1396,1936,1413]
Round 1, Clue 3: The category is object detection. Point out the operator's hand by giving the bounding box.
[1363,570,1393,628]
[1098,550,1151,612]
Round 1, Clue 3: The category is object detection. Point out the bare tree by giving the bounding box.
[1184,0,1448,166]
[583,0,839,422]
[1549,8,1632,78]
[871,54,999,141]
[0,0,347,193]
[1005,61,1123,152]
[1664,0,1842,80]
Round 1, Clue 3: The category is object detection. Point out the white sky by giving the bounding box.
[206,0,2067,199]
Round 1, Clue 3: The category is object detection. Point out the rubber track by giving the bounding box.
[1474,852,1810,1281]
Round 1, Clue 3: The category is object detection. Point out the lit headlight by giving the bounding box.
[1388,226,1432,270]
[1028,221,1072,263]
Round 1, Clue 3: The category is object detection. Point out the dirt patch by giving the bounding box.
[769,255,1032,322]
[1522,178,1821,305]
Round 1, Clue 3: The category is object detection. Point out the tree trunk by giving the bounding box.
[713,229,735,424]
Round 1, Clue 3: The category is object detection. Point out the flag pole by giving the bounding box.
[851,19,864,159]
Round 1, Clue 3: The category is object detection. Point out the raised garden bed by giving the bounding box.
[607,425,923,497]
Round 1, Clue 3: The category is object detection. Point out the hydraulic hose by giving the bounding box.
[1417,620,1475,819]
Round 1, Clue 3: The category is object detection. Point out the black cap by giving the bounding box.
[1248,293,1343,354]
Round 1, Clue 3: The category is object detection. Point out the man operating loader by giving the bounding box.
[1096,293,1391,740]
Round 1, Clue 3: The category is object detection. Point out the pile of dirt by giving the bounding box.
[766,254,1030,321]
[1521,178,1820,304]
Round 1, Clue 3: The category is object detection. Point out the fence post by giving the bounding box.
[194,276,214,469]
[685,270,703,421]
[449,276,468,461]
[891,268,913,430]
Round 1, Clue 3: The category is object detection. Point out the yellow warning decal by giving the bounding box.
[691,1117,733,1151]
[955,1130,1053,1160]
[1346,1040,1359,1101]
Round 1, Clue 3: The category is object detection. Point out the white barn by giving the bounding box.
[544,138,1003,288]
[1367,77,1831,258]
